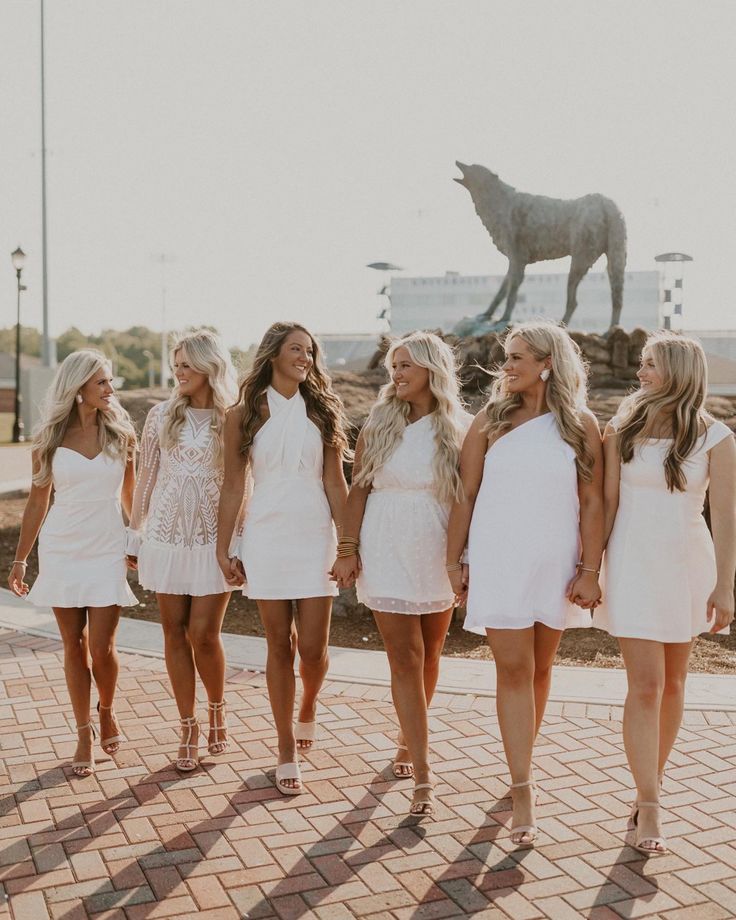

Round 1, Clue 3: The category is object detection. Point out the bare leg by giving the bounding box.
[53,608,92,767]
[294,596,332,750]
[659,641,694,779]
[618,638,665,848]
[258,600,299,788]
[87,606,122,751]
[373,611,432,809]
[532,623,563,737]
[158,594,199,762]
[486,627,537,842]
[188,592,231,751]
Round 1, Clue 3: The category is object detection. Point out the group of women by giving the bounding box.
[7,320,735,858]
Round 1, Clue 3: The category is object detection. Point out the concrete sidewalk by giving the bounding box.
[2,587,734,711]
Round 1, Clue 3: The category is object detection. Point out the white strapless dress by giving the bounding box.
[27,448,138,609]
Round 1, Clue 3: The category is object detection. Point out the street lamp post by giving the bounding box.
[10,247,27,443]
[142,349,155,388]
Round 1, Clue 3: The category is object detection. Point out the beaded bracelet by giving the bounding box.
[12,560,27,568]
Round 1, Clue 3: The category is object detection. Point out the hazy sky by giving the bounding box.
[2,0,735,351]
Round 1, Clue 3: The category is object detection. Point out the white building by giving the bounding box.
[389,270,660,335]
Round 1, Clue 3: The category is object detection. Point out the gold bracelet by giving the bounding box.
[12,560,27,568]
[445,562,462,572]
[576,563,600,575]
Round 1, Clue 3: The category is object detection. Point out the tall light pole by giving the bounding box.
[11,247,27,443]
[40,0,52,366]
[151,253,176,386]
[142,349,155,388]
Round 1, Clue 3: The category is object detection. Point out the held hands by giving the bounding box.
[330,553,360,589]
[8,562,29,597]
[706,585,735,633]
[567,570,602,610]
[125,555,138,571]
[217,552,246,588]
[448,564,469,608]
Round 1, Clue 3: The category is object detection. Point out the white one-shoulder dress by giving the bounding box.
[27,448,138,609]
[464,413,590,634]
[593,418,733,642]
[127,400,231,596]
[239,387,338,600]
[357,412,472,614]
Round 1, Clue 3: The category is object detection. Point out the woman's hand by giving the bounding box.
[330,554,360,589]
[8,562,29,597]
[218,553,245,587]
[567,570,602,609]
[706,584,735,633]
[449,565,469,607]
[125,555,138,571]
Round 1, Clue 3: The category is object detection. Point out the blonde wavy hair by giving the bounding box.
[483,321,594,481]
[616,331,709,492]
[33,349,136,486]
[236,322,350,462]
[354,331,468,503]
[160,329,238,466]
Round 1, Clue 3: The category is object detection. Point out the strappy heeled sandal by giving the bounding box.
[72,722,96,777]
[409,778,435,817]
[392,733,414,779]
[175,716,200,772]
[275,761,303,796]
[97,701,125,755]
[207,700,229,755]
[510,780,539,847]
[295,720,317,751]
[630,801,668,856]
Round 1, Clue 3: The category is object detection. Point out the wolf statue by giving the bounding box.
[454,162,627,333]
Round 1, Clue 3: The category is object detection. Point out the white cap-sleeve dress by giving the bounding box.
[356,410,473,615]
[464,413,591,634]
[27,448,138,609]
[238,387,338,600]
[593,418,733,642]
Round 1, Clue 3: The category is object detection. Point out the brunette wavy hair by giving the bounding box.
[235,322,350,461]
[616,331,710,492]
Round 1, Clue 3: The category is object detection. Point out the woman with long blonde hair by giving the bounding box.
[217,322,349,796]
[331,332,472,816]
[446,321,604,845]
[8,350,137,777]
[594,332,735,855]
[127,329,238,771]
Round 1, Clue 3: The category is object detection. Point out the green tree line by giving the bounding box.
[0,325,254,389]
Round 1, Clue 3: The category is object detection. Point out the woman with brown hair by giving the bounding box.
[594,331,735,855]
[217,321,349,795]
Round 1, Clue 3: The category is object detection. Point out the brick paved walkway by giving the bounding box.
[1,627,736,920]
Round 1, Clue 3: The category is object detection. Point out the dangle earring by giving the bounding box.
[540,369,551,382]
[76,393,84,404]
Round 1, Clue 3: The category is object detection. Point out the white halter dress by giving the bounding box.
[27,448,137,609]
[239,387,338,600]
[464,413,590,634]
[593,419,732,642]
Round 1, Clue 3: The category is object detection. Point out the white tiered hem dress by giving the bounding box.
[464,413,591,634]
[357,412,473,615]
[27,448,138,609]
[239,387,338,600]
[593,419,733,642]
[127,401,232,596]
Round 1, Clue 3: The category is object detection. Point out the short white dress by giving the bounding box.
[357,412,472,614]
[593,418,733,642]
[464,413,591,634]
[27,447,138,609]
[127,401,231,596]
[239,387,337,600]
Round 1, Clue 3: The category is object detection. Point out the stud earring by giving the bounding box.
[76,393,84,404]
[540,369,551,382]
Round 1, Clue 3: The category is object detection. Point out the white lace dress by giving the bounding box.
[357,411,473,614]
[127,400,231,596]
[593,419,733,642]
